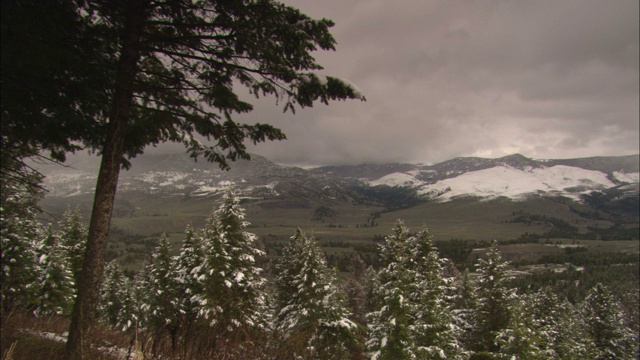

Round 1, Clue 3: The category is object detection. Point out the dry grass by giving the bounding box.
[0,311,132,360]
[0,312,364,360]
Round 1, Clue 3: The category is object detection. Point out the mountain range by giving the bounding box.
[40,153,639,204]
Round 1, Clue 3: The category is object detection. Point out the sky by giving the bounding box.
[175,0,639,167]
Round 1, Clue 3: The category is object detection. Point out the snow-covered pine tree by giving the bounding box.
[366,221,417,360]
[452,268,477,351]
[99,261,127,329]
[366,221,462,360]
[469,239,517,356]
[363,265,382,317]
[140,233,181,347]
[35,225,75,315]
[343,254,368,325]
[528,287,588,359]
[408,229,462,359]
[174,224,206,337]
[274,228,357,360]
[0,181,42,313]
[122,271,146,332]
[57,207,88,290]
[196,190,268,340]
[581,283,637,360]
[495,293,545,360]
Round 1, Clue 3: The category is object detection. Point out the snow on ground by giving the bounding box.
[613,171,640,183]
[45,172,90,183]
[369,172,419,187]
[134,171,188,186]
[192,180,235,196]
[368,165,622,202]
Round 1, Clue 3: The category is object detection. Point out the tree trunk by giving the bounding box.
[65,3,146,359]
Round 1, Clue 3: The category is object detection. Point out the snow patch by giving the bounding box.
[613,171,640,183]
[369,172,418,187]
[368,164,620,202]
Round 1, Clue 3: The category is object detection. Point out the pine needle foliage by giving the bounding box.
[195,190,268,339]
[274,228,358,359]
[366,220,463,360]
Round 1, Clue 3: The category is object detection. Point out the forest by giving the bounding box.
[2,187,638,359]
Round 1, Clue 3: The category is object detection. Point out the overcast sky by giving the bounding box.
[192,0,639,167]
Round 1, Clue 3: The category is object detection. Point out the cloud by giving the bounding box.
[157,0,640,166]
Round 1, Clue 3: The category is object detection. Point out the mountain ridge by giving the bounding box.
[39,153,639,203]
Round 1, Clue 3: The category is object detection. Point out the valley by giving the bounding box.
[37,153,640,272]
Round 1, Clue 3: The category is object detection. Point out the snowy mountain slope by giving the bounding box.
[369,164,637,202]
[357,154,639,202]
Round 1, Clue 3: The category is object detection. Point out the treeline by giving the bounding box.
[2,189,638,359]
[1,199,87,316]
[509,213,639,240]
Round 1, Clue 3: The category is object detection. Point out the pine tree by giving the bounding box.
[174,225,206,336]
[409,230,462,359]
[196,190,268,340]
[58,207,88,290]
[366,221,462,360]
[495,294,545,360]
[471,239,516,355]
[100,261,124,326]
[362,265,382,317]
[35,226,75,316]
[452,268,477,352]
[47,2,364,355]
[122,271,146,332]
[274,228,357,360]
[0,180,42,313]
[140,234,181,348]
[581,283,637,360]
[527,287,588,359]
[343,254,368,325]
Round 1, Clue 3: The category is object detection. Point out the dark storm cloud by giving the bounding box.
[235,0,639,165]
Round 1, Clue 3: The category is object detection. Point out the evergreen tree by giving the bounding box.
[174,224,206,336]
[452,268,477,352]
[581,283,637,360]
[196,191,268,339]
[528,287,588,359]
[495,294,545,360]
[35,226,75,316]
[343,254,368,325]
[140,234,181,348]
[362,265,382,317]
[58,207,88,290]
[1,0,109,167]
[50,2,364,356]
[0,179,42,313]
[366,221,462,360]
[122,271,146,332]
[471,240,516,355]
[99,261,137,331]
[274,228,357,360]
[100,261,124,327]
[409,229,461,359]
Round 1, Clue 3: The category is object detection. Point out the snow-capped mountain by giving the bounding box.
[40,153,639,203]
[316,153,639,202]
[368,163,637,202]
